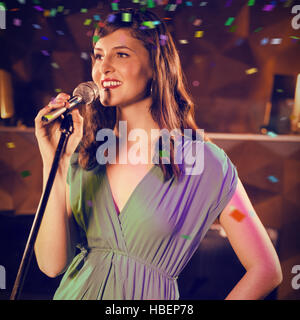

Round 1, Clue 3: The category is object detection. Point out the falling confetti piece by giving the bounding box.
[195,30,204,38]
[199,1,207,6]
[270,38,282,45]
[266,131,277,137]
[56,30,64,35]
[193,18,202,26]
[111,3,118,10]
[245,67,258,75]
[80,52,89,60]
[262,4,275,11]
[93,14,101,21]
[57,6,64,12]
[32,24,41,29]
[248,0,255,6]
[13,18,22,26]
[50,8,57,17]
[179,39,188,44]
[230,208,246,222]
[80,8,88,13]
[21,170,31,178]
[147,0,156,8]
[44,10,50,17]
[54,88,62,93]
[225,17,235,26]
[122,12,132,22]
[34,5,43,12]
[268,175,279,183]
[192,80,200,86]
[41,36,49,40]
[93,35,100,43]
[107,14,116,23]
[6,142,15,149]
[186,1,193,6]
[84,19,92,26]
[51,62,59,69]
[142,21,155,29]
[254,27,263,32]
[41,50,50,56]
[181,235,191,240]
[159,150,170,158]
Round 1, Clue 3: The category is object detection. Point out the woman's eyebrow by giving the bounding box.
[94,45,135,53]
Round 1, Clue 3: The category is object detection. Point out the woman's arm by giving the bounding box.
[218,178,283,300]
[34,162,78,278]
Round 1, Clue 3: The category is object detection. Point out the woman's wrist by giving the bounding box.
[42,155,70,173]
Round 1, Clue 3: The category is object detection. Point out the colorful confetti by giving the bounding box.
[51,62,59,69]
[193,19,202,26]
[195,30,204,38]
[6,142,15,149]
[270,38,282,45]
[21,170,31,178]
[181,235,191,240]
[262,4,275,11]
[268,175,279,183]
[83,19,92,26]
[225,17,235,26]
[229,207,246,222]
[122,13,132,22]
[13,18,22,26]
[245,67,258,75]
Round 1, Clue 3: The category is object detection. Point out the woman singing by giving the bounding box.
[34,8,282,300]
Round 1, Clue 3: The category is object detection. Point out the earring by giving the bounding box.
[150,80,154,95]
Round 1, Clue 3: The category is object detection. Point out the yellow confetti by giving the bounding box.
[245,67,258,75]
[195,31,204,38]
[6,142,15,149]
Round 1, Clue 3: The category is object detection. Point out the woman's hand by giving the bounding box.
[34,93,83,166]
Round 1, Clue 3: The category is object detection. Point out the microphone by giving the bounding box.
[41,81,99,124]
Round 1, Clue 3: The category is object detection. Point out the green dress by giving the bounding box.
[53,140,238,299]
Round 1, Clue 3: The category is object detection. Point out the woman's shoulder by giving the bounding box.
[180,137,236,177]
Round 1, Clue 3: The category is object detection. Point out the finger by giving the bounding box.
[55,93,71,101]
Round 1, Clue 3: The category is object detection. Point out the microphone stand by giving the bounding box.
[10,114,74,300]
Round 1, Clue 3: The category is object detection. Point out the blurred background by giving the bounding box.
[0,0,300,300]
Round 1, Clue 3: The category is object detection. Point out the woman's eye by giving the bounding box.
[94,54,102,60]
[117,52,129,58]
[93,52,128,60]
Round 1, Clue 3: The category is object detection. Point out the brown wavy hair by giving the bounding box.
[78,8,212,182]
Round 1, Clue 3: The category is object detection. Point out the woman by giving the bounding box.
[34,8,282,300]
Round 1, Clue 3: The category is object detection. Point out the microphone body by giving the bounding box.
[41,81,99,124]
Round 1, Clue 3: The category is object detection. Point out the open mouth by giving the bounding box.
[102,81,122,90]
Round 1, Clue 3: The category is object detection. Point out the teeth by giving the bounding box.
[103,81,122,88]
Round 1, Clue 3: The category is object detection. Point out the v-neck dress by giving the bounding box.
[53,139,239,300]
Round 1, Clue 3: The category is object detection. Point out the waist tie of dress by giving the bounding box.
[79,245,178,281]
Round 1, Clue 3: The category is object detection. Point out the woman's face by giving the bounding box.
[92,28,153,108]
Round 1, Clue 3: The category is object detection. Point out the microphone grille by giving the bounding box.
[72,81,99,104]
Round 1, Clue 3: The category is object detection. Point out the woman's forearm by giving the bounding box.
[225,266,282,300]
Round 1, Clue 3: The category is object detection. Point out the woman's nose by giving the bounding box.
[100,57,114,74]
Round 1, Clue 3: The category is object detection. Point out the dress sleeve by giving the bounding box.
[207,147,239,222]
